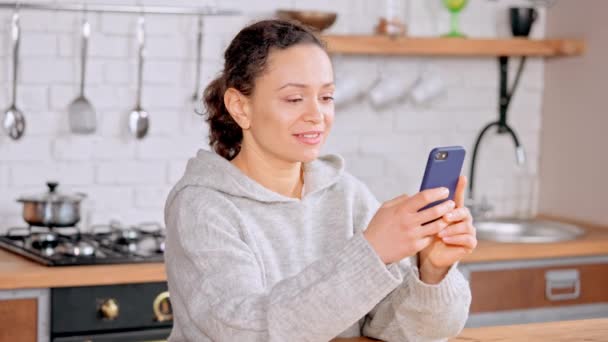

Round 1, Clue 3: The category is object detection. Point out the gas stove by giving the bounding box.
[0,221,165,266]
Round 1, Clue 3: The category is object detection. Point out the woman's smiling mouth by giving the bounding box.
[293,131,323,144]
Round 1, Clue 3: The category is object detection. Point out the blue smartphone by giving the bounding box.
[418,146,466,212]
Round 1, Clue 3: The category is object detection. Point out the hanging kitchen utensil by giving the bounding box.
[128,14,149,139]
[68,13,97,134]
[2,10,26,140]
[192,15,205,116]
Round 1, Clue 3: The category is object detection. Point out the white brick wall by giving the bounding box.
[0,0,545,232]
[96,161,166,185]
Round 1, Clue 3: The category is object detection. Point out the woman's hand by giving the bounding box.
[418,175,477,284]
[363,186,456,265]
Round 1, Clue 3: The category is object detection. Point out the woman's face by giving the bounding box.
[244,44,335,163]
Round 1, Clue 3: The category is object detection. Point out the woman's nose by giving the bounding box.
[304,101,324,123]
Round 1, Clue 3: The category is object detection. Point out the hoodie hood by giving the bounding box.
[166,149,345,208]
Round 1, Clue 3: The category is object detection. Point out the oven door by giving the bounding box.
[51,282,173,341]
[52,327,171,342]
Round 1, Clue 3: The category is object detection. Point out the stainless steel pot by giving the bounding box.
[17,182,86,227]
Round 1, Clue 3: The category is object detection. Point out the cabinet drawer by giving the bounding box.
[0,298,37,342]
[470,263,608,313]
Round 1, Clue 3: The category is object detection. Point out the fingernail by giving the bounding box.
[441,187,449,195]
[446,212,453,219]
[448,200,455,209]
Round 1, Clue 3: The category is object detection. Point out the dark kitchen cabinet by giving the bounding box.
[468,262,608,313]
[0,298,37,342]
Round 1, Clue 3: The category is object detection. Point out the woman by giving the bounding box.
[164,19,476,342]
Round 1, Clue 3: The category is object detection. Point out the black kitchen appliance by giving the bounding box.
[0,221,165,266]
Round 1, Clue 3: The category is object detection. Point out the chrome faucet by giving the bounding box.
[467,195,494,221]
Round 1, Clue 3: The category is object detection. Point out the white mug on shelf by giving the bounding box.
[409,69,446,105]
[333,70,379,109]
[367,73,415,110]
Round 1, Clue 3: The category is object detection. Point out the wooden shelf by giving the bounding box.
[322,35,585,57]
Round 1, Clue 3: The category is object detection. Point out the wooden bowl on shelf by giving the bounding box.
[276,10,337,32]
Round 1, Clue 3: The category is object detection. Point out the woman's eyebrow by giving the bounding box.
[277,82,335,90]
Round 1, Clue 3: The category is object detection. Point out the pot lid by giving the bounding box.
[18,181,86,203]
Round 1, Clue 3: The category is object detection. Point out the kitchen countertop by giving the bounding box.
[452,318,608,341]
[461,216,608,264]
[0,248,166,290]
[1,216,607,290]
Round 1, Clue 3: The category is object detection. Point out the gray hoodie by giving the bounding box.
[163,149,471,342]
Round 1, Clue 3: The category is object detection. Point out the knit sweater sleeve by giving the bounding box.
[352,181,472,341]
[164,188,403,342]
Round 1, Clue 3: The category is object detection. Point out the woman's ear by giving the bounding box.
[224,88,251,130]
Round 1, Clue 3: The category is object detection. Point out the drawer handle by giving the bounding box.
[153,291,172,322]
[545,269,580,301]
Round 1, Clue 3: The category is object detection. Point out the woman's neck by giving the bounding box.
[230,145,304,199]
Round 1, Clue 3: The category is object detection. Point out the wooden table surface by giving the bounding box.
[452,318,608,341]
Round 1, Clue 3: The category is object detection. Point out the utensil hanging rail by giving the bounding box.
[0,2,239,16]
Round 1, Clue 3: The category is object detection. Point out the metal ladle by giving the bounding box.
[2,11,26,140]
[128,14,149,139]
[68,14,96,134]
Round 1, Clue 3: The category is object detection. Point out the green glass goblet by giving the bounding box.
[442,0,469,38]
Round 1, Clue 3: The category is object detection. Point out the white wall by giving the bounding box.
[539,0,608,226]
[0,0,545,232]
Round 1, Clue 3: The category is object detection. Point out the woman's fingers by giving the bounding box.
[404,187,450,212]
[417,216,450,238]
[415,200,455,226]
[454,175,467,208]
[441,233,478,250]
[443,207,472,223]
[415,235,434,251]
[438,221,474,238]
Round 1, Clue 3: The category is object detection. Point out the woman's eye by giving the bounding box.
[322,96,334,102]
[286,98,303,103]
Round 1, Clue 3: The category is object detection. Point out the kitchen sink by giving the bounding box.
[476,218,585,243]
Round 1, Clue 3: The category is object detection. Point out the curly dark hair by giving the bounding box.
[203,19,326,160]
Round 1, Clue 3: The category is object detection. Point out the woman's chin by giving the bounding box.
[277,140,325,163]
[286,147,321,163]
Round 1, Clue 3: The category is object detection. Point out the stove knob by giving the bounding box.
[100,298,119,320]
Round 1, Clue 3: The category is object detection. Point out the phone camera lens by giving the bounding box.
[435,152,448,160]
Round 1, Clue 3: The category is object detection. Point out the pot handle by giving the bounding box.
[47,181,59,193]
